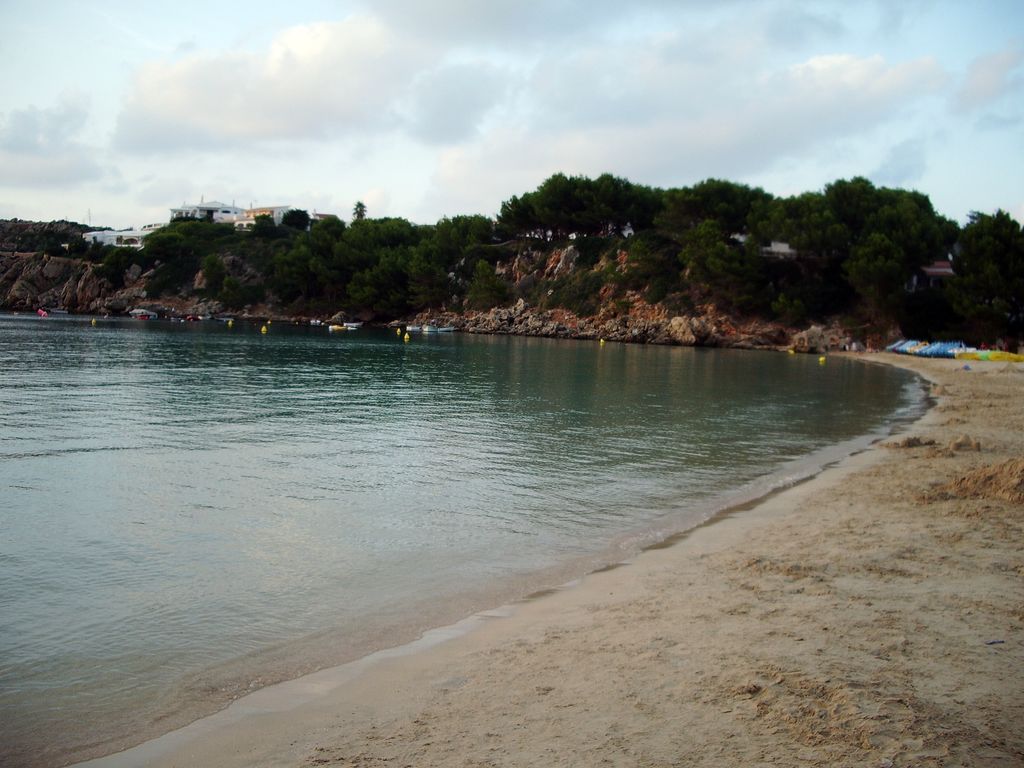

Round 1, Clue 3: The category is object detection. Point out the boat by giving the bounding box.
[129,308,157,320]
[436,326,455,333]
[343,321,363,329]
[328,324,348,332]
[421,324,438,333]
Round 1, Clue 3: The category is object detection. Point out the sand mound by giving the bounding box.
[932,458,1024,504]
[884,436,936,449]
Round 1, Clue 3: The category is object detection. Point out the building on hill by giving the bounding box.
[82,225,161,248]
[169,201,295,230]
[231,206,292,230]
[170,201,247,223]
[907,259,956,292]
[81,199,299,247]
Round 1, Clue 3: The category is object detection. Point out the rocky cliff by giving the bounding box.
[0,219,93,253]
[2,227,853,352]
[411,298,848,352]
[0,251,161,314]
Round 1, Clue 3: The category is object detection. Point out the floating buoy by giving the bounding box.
[403,332,410,342]
[227,319,233,328]
[396,327,402,335]
[599,338,605,346]
[267,319,272,325]
[261,325,268,334]
[90,318,97,326]
[818,355,826,364]
[788,349,795,355]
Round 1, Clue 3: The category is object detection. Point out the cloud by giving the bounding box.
[952,44,1024,113]
[0,98,105,187]
[760,4,846,47]
[115,16,433,152]
[419,51,947,217]
[362,0,706,45]
[871,138,928,186]
[400,63,509,144]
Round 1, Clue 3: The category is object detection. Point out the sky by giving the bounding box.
[1,0,1021,230]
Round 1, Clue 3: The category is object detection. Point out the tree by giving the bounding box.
[947,210,1024,343]
[353,201,367,222]
[201,253,226,295]
[466,260,510,309]
[680,220,766,311]
[658,179,772,239]
[843,232,907,322]
[281,209,311,231]
[251,214,280,239]
[272,242,317,303]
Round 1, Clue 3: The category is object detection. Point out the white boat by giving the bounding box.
[129,308,157,320]
[343,321,363,329]
[421,324,438,333]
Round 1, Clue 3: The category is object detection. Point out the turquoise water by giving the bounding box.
[0,314,923,766]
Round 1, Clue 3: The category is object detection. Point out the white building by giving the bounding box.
[82,228,148,249]
[170,201,294,230]
[81,198,300,248]
[170,200,247,223]
[231,205,292,230]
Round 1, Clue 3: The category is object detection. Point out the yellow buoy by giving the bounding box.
[818,355,826,364]
[599,338,605,346]
[261,325,268,334]
[396,327,402,335]
[403,332,410,342]
[91,318,97,326]
[788,348,795,355]
[227,319,233,328]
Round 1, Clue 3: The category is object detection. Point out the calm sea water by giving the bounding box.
[0,314,923,766]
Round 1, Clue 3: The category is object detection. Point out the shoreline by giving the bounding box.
[71,352,1023,768]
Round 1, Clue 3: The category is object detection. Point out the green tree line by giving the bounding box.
[81,175,1023,344]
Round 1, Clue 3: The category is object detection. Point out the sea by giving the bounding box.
[0,313,925,767]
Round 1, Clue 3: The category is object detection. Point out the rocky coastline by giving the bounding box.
[407,299,853,354]
[2,250,853,354]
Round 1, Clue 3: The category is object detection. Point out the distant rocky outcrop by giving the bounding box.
[0,251,149,314]
[0,219,92,253]
[411,298,834,351]
[2,219,858,353]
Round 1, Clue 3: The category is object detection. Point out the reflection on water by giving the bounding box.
[0,315,922,766]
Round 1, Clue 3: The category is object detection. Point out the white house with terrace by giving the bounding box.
[82,222,164,249]
[170,201,292,229]
[83,200,295,247]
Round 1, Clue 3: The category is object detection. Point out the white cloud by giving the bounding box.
[0,98,105,187]
[414,50,948,219]
[400,63,508,144]
[362,0,705,45]
[115,16,433,151]
[952,44,1024,113]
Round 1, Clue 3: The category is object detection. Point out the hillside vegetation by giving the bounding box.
[2,174,1021,346]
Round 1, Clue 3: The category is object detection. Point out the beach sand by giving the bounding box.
[79,354,1023,768]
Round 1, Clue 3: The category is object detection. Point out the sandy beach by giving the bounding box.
[78,353,1023,768]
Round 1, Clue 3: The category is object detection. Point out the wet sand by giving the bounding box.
[77,353,1024,768]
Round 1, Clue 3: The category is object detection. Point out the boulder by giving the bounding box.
[791,325,827,353]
